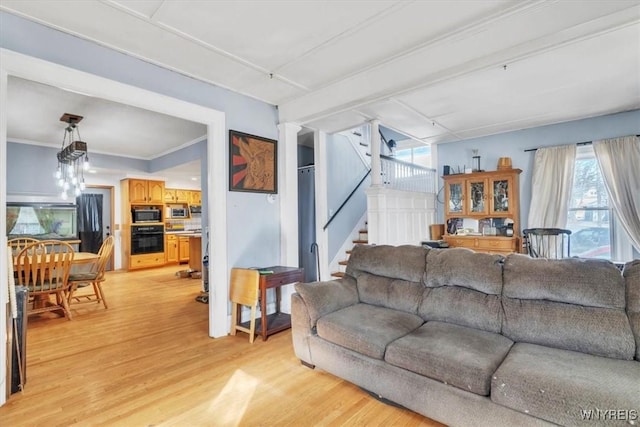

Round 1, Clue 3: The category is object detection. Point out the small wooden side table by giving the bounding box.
[257,266,304,341]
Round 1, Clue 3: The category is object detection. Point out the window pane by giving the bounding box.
[567,146,611,259]
[570,157,608,208]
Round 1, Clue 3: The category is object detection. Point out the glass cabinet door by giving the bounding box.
[467,179,488,215]
[445,180,465,215]
[491,177,512,214]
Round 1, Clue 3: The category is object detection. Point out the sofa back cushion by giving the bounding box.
[346,245,427,314]
[502,254,635,360]
[419,248,504,333]
[624,260,640,360]
[345,244,428,283]
[356,272,424,314]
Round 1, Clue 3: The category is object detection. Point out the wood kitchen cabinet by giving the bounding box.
[189,190,202,205]
[127,179,164,204]
[443,169,522,254]
[165,234,189,264]
[165,234,178,263]
[178,236,190,263]
[164,188,190,203]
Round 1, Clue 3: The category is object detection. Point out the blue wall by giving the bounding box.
[1,11,280,269]
[326,133,368,260]
[437,109,640,231]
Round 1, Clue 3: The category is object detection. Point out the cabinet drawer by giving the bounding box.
[130,253,165,269]
[262,271,303,287]
[475,238,515,251]
[444,237,476,249]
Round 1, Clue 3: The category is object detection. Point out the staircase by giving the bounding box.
[331,223,368,278]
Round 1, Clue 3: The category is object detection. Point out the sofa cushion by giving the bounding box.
[492,343,640,426]
[386,321,513,396]
[424,248,504,295]
[419,249,505,334]
[356,272,424,314]
[504,254,626,308]
[316,303,423,360]
[294,276,359,326]
[502,297,635,360]
[502,254,635,360]
[625,260,640,360]
[345,244,428,283]
[419,286,503,333]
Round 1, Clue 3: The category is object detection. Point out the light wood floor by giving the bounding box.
[1,266,444,426]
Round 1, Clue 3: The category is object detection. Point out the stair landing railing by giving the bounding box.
[380,154,436,193]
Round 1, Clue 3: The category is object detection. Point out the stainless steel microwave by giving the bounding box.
[132,208,161,223]
[170,207,188,218]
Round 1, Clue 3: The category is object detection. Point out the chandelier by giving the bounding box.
[55,113,90,200]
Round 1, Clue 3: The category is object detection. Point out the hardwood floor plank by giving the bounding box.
[1,266,443,426]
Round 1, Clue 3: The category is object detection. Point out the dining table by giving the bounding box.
[12,251,100,270]
[12,251,100,310]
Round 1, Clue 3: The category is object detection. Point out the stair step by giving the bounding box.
[353,239,368,244]
[346,250,352,255]
[331,272,345,278]
[359,229,368,234]
[359,142,369,147]
[338,260,348,266]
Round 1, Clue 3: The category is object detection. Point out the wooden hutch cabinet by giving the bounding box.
[443,169,522,254]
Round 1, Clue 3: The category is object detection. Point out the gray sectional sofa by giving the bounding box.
[291,245,640,426]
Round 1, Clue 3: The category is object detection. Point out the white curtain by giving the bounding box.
[528,145,576,228]
[593,135,640,251]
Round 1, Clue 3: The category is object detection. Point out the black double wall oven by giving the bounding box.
[131,224,164,255]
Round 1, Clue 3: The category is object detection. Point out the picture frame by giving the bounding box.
[229,130,277,194]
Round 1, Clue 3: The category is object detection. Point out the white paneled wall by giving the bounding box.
[365,187,435,246]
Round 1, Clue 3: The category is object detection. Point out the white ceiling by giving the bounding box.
[2,0,639,154]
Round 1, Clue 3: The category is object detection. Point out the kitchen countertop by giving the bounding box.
[165,230,202,237]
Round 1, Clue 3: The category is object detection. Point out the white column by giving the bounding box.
[370,119,382,186]
[314,130,331,282]
[277,122,302,266]
[277,122,301,313]
[0,69,8,406]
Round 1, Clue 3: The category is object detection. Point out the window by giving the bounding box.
[566,146,634,261]
[395,145,432,167]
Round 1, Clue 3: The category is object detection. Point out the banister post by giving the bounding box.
[370,119,382,187]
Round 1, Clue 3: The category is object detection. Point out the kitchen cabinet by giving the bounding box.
[178,236,190,263]
[189,190,202,205]
[164,188,190,203]
[127,179,164,204]
[443,169,522,254]
[130,253,165,269]
[121,179,166,271]
[165,234,178,263]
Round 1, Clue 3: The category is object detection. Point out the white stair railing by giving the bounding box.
[380,155,436,193]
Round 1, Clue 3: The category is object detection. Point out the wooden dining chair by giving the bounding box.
[229,268,260,343]
[67,235,114,309]
[15,240,75,320]
[8,237,39,258]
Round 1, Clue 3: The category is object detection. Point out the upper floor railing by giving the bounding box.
[380,154,436,194]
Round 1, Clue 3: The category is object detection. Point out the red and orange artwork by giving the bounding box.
[229,130,277,193]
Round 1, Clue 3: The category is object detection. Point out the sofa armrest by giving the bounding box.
[294,276,359,326]
[291,293,313,364]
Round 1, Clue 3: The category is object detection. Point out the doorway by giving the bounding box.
[80,186,115,271]
[1,50,229,405]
